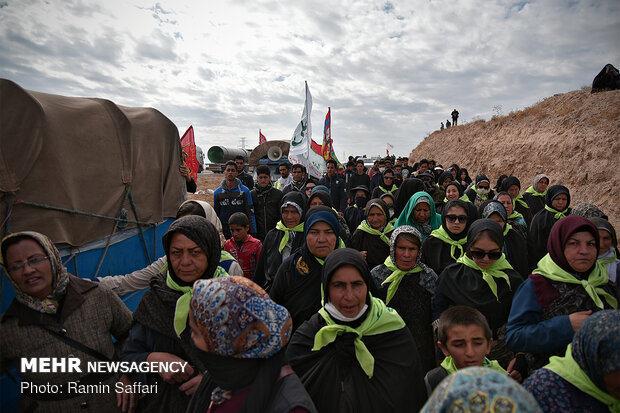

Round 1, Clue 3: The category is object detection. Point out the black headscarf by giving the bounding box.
[438,171,454,187]
[458,168,472,185]
[441,199,475,241]
[280,191,308,221]
[435,219,523,331]
[527,185,572,271]
[286,248,427,413]
[308,189,333,209]
[394,178,425,217]
[501,176,521,192]
[322,248,371,306]
[162,215,221,286]
[445,181,464,198]
[545,185,571,209]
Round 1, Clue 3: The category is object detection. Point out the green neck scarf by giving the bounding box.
[443,194,471,203]
[512,192,529,209]
[503,223,513,237]
[276,220,304,253]
[544,205,568,219]
[313,296,405,378]
[456,253,514,299]
[525,185,547,197]
[358,220,394,245]
[546,344,620,413]
[473,184,488,201]
[440,356,507,375]
[381,255,422,304]
[379,184,398,194]
[166,267,229,337]
[598,249,617,265]
[508,210,524,221]
[430,227,467,260]
[534,254,617,309]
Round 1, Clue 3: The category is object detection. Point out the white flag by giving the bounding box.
[288,82,325,178]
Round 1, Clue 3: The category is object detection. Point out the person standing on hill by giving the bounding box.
[451,109,459,126]
[446,120,451,128]
[440,122,444,130]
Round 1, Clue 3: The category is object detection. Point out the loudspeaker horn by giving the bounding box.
[267,146,283,161]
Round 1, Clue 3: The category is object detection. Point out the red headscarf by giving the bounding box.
[547,216,600,273]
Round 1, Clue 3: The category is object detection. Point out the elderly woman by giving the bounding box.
[422,199,475,276]
[1,231,134,412]
[421,367,542,413]
[393,178,425,217]
[371,226,438,373]
[350,199,394,270]
[395,191,441,241]
[433,219,524,367]
[286,248,427,412]
[120,216,225,412]
[506,216,618,371]
[481,200,529,277]
[527,185,572,271]
[269,206,342,331]
[523,174,549,216]
[98,200,242,296]
[502,176,533,226]
[254,192,307,291]
[523,310,619,413]
[186,277,317,413]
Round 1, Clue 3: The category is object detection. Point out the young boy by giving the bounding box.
[224,212,262,280]
[425,306,524,396]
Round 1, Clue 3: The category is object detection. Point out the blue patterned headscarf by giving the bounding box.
[571,309,620,389]
[482,200,508,223]
[421,366,543,413]
[190,276,292,359]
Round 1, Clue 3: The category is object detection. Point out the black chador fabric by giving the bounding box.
[286,314,426,413]
[421,199,474,276]
[504,228,529,277]
[349,199,393,270]
[502,176,533,226]
[527,185,571,272]
[394,178,425,217]
[433,220,523,333]
[286,249,426,413]
[269,206,341,332]
[254,191,307,290]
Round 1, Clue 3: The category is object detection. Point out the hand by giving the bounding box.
[178,373,203,396]
[116,374,137,413]
[147,352,194,384]
[569,310,592,332]
[179,165,191,182]
[506,358,523,383]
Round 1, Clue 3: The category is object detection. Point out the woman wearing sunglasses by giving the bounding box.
[421,199,475,276]
[433,219,524,368]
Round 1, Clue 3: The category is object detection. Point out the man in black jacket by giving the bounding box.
[235,155,254,190]
[348,159,371,192]
[251,165,283,241]
[319,159,347,213]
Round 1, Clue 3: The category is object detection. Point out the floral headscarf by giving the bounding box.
[191,276,292,359]
[421,366,543,413]
[0,231,70,314]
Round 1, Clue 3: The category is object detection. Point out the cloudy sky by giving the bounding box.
[1,0,618,160]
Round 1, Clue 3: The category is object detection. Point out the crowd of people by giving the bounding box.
[1,155,618,413]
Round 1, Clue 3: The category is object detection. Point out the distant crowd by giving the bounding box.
[1,153,618,413]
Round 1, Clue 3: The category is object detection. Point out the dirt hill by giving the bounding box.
[410,87,620,230]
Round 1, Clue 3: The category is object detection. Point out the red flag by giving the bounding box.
[180,126,200,180]
[259,129,267,144]
[310,139,322,155]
